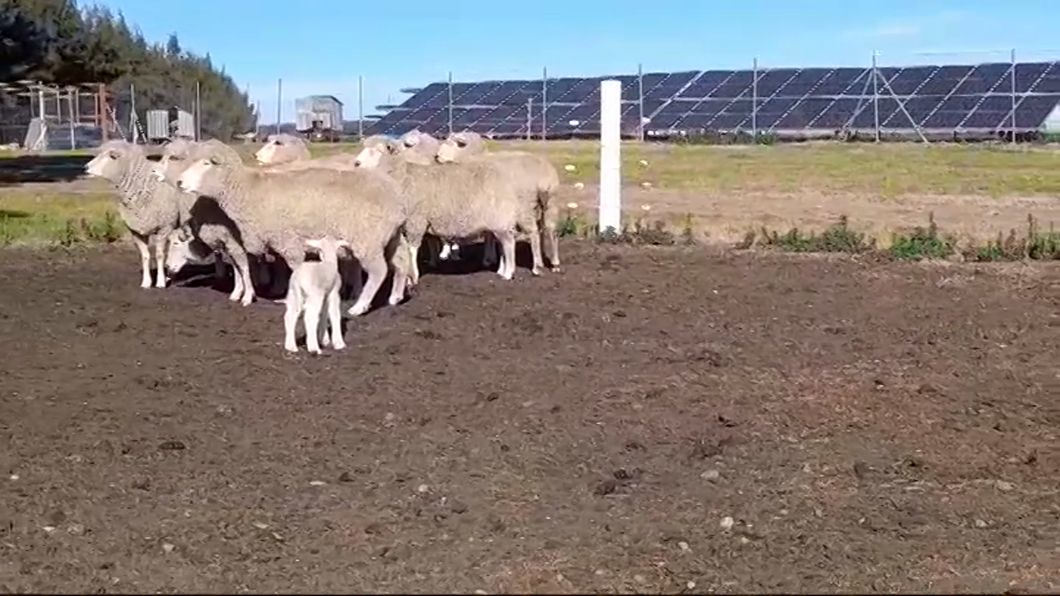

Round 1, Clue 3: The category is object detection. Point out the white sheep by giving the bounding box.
[174,143,414,316]
[284,236,348,354]
[353,144,538,282]
[164,225,241,289]
[354,136,497,271]
[152,138,267,306]
[82,139,189,289]
[435,131,560,273]
[254,133,311,165]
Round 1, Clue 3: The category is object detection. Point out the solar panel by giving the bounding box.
[365,60,1060,138]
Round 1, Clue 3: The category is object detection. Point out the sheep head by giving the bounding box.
[83,140,142,182]
[255,133,310,165]
[435,131,484,163]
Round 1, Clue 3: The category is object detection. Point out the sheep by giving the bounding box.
[352,143,539,282]
[152,138,266,306]
[354,136,499,271]
[174,143,414,316]
[436,130,562,273]
[82,139,189,289]
[254,133,311,165]
[398,129,442,159]
[284,236,348,354]
[164,225,241,291]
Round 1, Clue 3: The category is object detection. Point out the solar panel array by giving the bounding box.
[367,61,1060,138]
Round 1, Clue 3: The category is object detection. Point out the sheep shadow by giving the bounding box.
[420,239,538,276]
[0,154,93,186]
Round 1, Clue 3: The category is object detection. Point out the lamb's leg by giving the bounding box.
[152,233,169,288]
[495,230,518,281]
[347,254,387,317]
[327,288,346,350]
[131,233,152,289]
[283,290,301,353]
[303,293,325,354]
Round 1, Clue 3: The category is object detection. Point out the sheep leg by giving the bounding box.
[131,233,152,289]
[343,259,363,300]
[482,234,499,270]
[387,259,409,307]
[303,293,325,354]
[213,255,228,287]
[228,248,256,306]
[347,254,387,317]
[327,288,346,350]
[495,230,518,281]
[153,233,169,288]
[283,289,302,353]
[526,227,544,276]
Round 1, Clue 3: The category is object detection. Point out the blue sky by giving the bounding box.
[102,0,1055,124]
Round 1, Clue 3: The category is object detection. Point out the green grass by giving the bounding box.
[243,139,1060,197]
[0,189,123,247]
[494,140,1060,197]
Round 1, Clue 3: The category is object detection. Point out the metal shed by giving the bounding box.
[146,108,194,141]
[295,95,344,141]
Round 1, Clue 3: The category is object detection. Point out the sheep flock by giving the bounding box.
[82,129,562,354]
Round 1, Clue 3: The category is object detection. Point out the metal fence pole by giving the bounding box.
[358,75,364,139]
[447,71,454,136]
[275,78,282,135]
[129,83,137,143]
[637,63,645,141]
[541,66,548,140]
[67,88,75,150]
[872,51,880,142]
[525,98,532,140]
[751,57,758,140]
[1010,48,1017,144]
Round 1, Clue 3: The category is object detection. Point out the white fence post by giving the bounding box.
[598,79,622,235]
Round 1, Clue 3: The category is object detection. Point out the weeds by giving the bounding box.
[888,213,956,260]
[750,216,874,253]
[0,209,125,248]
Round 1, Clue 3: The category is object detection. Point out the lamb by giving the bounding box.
[352,143,540,282]
[284,236,348,354]
[151,138,265,306]
[174,143,413,316]
[254,133,311,165]
[82,139,189,289]
[436,130,562,273]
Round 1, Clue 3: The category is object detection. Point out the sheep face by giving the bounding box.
[83,140,135,181]
[435,132,480,163]
[353,145,388,169]
[176,156,224,195]
[400,130,422,148]
[255,134,308,165]
[304,236,350,262]
[164,228,216,274]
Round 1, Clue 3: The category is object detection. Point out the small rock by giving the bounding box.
[67,524,85,536]
[634,574,646,583]
[739,536,750,544]
[309,480,326,486]
[9,474,18,481]
[474,590,487,595]
[677,541,690,551]
[252,521,269,530]
[42,526,56,533]
[162,543,175,553]
[158,440,185,451]
[700,469,720,481]
[687,581,696,590]
[720,516,734,530]
[450,500,468,514]
[975,519,988,528]
[996,480,1014,492]
[271,532,284,542]
[594,569,606,576]
[417,484,430,493]
[338,471,353,482]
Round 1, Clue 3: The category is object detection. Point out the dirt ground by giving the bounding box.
[1,240,1058,593]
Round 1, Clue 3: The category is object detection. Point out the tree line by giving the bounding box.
[0,0,255,140]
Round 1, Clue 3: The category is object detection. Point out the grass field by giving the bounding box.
[1,139,1058,249]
